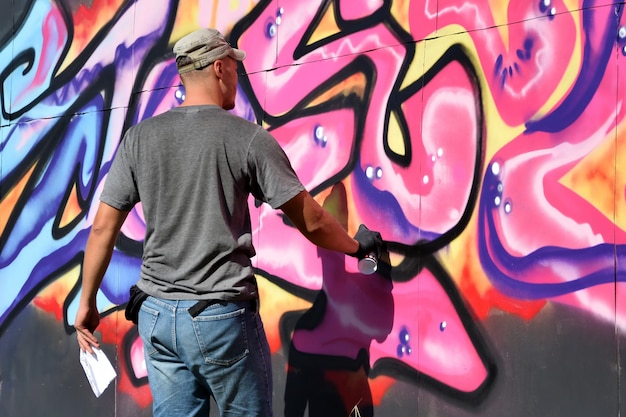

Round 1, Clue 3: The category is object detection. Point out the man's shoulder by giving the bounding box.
[212,110,264,135]
[126,109,176,132]
[127,106,263,140]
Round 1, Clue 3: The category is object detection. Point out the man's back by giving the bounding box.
[102,105,303,300]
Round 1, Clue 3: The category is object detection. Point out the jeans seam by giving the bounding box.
[253,314,272,400]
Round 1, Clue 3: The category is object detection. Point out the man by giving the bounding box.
[75,28,383,417]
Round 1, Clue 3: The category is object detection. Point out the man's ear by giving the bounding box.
[212,60,224,79]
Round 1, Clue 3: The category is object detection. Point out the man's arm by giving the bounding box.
[75,202,129,353]
[279,190,360,255]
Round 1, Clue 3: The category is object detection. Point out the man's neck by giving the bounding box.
[179,97,222,108]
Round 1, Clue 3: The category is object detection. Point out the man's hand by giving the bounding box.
[348,224,384,259]
[75,303,101,354]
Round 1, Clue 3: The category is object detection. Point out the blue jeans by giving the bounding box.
[138,296,273,417]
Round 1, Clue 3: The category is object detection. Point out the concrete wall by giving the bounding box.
[1,0,625,416]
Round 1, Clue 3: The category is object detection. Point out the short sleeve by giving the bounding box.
[100,129,140,211]
[247,129,305,208]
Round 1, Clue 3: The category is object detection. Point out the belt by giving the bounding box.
[188,298,258,318]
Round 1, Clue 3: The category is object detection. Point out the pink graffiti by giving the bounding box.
[291,249,394,358]
[483,35,626,325]
[369,268,489,393]
[412,0,576,126]
[242,0,488,394]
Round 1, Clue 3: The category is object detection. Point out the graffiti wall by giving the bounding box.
[1,0,625,416]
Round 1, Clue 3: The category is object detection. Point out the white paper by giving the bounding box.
[80,347,117,397]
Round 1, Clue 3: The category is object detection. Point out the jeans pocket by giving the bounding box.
[192,307,249,366]
[138,303,160,356]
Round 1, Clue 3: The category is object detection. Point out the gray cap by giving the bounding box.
[173,28,246,74]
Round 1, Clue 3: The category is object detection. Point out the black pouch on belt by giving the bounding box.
[125,285,148,325]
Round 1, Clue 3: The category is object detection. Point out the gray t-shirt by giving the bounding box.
[101,105,304,300]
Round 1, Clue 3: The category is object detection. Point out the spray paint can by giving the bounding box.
[358,253,378,275]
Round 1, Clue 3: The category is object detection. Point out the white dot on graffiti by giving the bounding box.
[504,202,512,213]
[494,196,501,206]
[619,27,626,39]
[314,125,324,140]
[267,23,277,38]
[366,166,375,179]
[491,162,501,176]
[431,155,437,162]
[376,167,383,179]
[437,148,443,158]
[423,175,429,184]
[314,125,327,147]
[543,0,551,7]
[550,7,556,16]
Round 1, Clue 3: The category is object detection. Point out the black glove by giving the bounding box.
[348,224,383,259]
